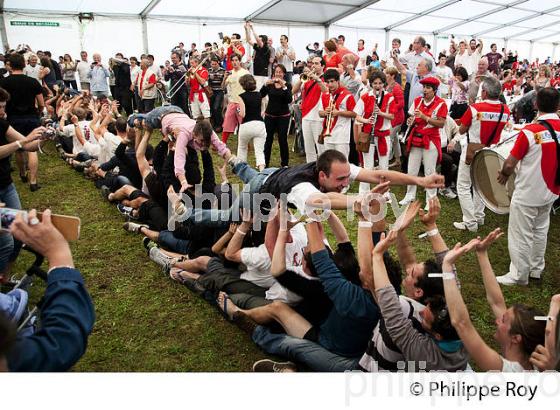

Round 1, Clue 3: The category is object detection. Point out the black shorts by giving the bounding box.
[129,189,150,201]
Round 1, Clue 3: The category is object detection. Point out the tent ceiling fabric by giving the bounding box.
[5,0,560,43]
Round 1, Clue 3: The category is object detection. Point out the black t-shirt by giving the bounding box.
[0,119,13,188]
[260,84,292,116]
[252,44,270,77]
[0,74,42,117]
[240,91,263,123]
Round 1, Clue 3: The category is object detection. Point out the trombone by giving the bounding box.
[165,45,218,101]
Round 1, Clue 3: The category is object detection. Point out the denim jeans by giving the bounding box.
[0,184,22,272]
[185,162,278,229]
[127,105,184,129]
[158,230,191,255]
[252,326,360,372]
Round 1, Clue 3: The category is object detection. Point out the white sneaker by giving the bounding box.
[399,197,415,206]
[453,221,478,232]
[496,273,528,286]
[477,218,485,226]
[149,247,174,274]
[440,187,458,199]
[529,272,542,280]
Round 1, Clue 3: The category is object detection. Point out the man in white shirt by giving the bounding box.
[23,55,41,84]
[404,36,434,74]
[382,38,402,69]
[76,51,90,91]
[276,35,296,83]
[356,39,369,74]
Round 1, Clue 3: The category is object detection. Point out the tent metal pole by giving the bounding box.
[0,1,8,52]
[384,29,390,56]
[0,15,8,52]
[142,17,149,54]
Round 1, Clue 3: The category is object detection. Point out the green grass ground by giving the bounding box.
[12,135,560,371]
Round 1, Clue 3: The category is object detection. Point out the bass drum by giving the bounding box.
[471,137,517,214]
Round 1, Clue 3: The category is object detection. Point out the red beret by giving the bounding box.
[419,76,440,88]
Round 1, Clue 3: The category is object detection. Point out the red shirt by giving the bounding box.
[389,82,404,127]
[502,79,516,92]
[226,44,246,71]
[189,67,209,102]
[324,53,342,69]
[320,87,355,137]
[138,69,156,93]
[410,96,448,139]
[301,77,325,119]
[356,91,396,136]
[336,46,358,64]
[460,100,510,145]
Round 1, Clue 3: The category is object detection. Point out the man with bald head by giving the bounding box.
[405,36,435,73]
[393,56,438,109]
[468,57,491,103]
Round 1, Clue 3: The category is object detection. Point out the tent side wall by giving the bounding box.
[2,10,559,64]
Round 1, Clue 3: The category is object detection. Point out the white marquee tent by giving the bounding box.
[4,0,560,64]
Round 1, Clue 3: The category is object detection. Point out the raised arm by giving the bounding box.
[224,209,252,263]
[418,197,448,255]
[530,294,560,371]
[394,201,421,269]
[475,228,507,319]
[326,211,348,244]
[211,223,237,255]
[442,241,505,371]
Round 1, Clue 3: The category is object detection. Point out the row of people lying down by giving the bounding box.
[125,187,559,373]
[50,92,558,372]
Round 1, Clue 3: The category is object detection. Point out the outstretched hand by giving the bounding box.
[476,228,504,252]
[393,200,421,232]
[443,239,480,265]
[372,230,398,255]
[418,197,440,227]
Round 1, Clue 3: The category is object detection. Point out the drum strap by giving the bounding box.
[537,120,560,185]
[467,103,505,146]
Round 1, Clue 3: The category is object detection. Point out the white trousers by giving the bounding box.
[405,142,438,200]
[359,135,390,194]
[302,119,324,163]
[237,120,266,168]
[507,200,553,281]
[190,93,211,119]
[456,159,485,228]
[323,142,349,160]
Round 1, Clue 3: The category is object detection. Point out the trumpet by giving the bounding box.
[300,73,309,83]
[320,94,335,143]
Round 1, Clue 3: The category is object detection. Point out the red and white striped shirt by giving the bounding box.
[510,113,560,206]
